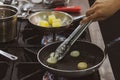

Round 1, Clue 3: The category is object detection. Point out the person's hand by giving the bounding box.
[81,0,120,23]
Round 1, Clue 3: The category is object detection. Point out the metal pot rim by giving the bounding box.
[0,4,18,20]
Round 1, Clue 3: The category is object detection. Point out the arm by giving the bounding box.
[81,0,120,23]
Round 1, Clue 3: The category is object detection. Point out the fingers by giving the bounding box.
[86,7,95,16]
[81,1,106,23]
[81,13,107,23]
[80,4,97,23]
[81,11,107,23]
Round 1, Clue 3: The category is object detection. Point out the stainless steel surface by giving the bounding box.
[54,20,92,61]
[0,4,18,42]
[73,15,85,20]
[21,3,34,12]
[0,50,18,60]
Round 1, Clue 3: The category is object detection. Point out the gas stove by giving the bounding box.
[0,17,115,80]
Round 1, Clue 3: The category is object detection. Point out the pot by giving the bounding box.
[37,41,106,77]
[0,4,18,42]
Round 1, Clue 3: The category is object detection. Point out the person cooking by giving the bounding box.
[81,0,120,80]
[81,0,120,23]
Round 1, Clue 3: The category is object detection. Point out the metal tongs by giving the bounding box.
[53,20,92,61]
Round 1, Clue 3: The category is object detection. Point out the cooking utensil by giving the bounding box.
[0,4,18,42]
[37,41,105,77]
[53,20,92,61]
[0,50,18,60]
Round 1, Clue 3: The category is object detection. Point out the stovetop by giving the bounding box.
[0,18,102,80]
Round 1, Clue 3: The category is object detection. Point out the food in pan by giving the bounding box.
[38,20,49,27]
[47,52,58,64]
[52,19,62,27]
[48,14,56,24]
[50,52,55,57]
[77,62,88,69]
[38,14,62,28]
[70,50,80,57]
[47,57,57,64]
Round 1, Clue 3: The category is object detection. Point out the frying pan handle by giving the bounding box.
[73,15,85,21]
[0,50,18,60]
[104,37,120,55]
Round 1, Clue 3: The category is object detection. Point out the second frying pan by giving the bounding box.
[37,41,105,77]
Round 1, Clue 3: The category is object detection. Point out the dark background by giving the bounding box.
[89,0,120,80]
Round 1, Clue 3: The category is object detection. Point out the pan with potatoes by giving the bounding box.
[37,41,106,77]
[28,11,85,31]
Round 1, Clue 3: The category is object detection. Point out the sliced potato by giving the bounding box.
[52,22,62,27]
[48,15,56,24]
[52,18,62,27]
[70,50,80,57]
[52,18,61,23]
[47,57,57,64]
[50,52,55,57]
[77,62,88,69]
[38,20,49,27]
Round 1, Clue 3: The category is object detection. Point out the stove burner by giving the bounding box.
[41,34,66,45]
[43,72,54,80]
[42,71,100,80]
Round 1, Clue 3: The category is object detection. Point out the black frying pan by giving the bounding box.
[37,40,106,77]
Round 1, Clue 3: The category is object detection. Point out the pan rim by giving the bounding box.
[37,41,106,72]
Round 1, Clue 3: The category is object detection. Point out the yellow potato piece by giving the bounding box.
[70,50,80,57]
[52,19,62,27]
[77,62,88,70]
[52,22,61,27]
[38,20,49,27]
[47,57,57,64]
[53,19,61,23]
[48,15,56,24]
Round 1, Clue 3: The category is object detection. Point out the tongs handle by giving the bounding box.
[54,20,92,61]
